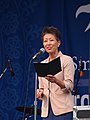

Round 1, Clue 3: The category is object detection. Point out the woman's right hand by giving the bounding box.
[36,89,44,100]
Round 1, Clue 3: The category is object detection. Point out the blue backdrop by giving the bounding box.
[0,0,90,120]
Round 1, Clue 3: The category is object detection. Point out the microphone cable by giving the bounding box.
[22,58,33,120]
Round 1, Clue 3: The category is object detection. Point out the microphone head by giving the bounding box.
[7,59,11,67]
[32,48,45,60]
[7,59,15,76]
[40,48,45,53]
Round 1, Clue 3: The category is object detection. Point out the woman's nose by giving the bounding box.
[47,40,51,44]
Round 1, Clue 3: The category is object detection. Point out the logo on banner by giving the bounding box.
[76,4,90,32]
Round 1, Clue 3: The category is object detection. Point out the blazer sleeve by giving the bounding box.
[63,56,75,91]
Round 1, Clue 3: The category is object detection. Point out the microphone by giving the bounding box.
[7,60,15,76]
[79,56,84,77]
[32,48,45,60]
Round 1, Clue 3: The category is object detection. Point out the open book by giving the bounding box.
[34,57,61,77]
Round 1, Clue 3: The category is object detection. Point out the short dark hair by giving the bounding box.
[41,26,60,41]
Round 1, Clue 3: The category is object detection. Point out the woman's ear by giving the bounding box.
[58,40,61,47]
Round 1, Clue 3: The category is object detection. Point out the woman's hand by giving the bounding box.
[36,89,44,100]
[45,75,56,83]
[45,75,65,89]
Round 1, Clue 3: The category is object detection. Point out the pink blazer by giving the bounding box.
[38,51,75,117]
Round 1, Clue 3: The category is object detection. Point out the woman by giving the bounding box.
[36,26,75,120]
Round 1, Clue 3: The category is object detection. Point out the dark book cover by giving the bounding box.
[34,57,61,77]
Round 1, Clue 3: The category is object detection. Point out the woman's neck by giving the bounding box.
[49,51,59,61]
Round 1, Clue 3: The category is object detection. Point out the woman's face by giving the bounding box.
[43,33,60,54]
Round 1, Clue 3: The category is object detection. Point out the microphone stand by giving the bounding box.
[73,70,80,106]
[73,57,84,106]
[34,72,38,120]
[24,57,38,120]
[89,31,90,105]
[0,67,7,79]
[0,59,15,80]
[28,50,45,120]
